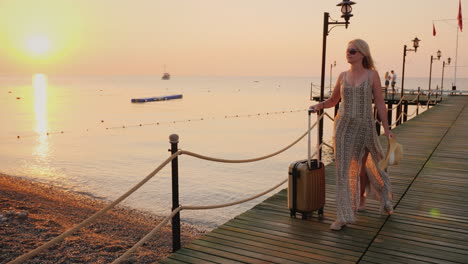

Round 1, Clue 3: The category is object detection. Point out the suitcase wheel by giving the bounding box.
[318,207,324,218]
[290,209,296,218]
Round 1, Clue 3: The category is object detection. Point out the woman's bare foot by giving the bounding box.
[384,201,394,215]
[358,195,366,211]
[330,221,346,231]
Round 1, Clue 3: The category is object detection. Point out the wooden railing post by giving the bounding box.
[374,105,381,135]
[387,100,393,130]
[403,100,408,123]
[416,87,420,116]
[395,97,401,127]
[428,87,431,106]
[169,134,181,252]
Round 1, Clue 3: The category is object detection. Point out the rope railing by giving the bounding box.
[375,90,440,129]
[406,90,424,103]
[323,142,334,150]
[388,95,407,110]
[180,113,323,164]
[402,107,419,119]
[324,112,334,121]
[112,178,289,263]
[9,113,325,264]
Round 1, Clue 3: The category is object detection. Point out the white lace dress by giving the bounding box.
[333,71,393,223]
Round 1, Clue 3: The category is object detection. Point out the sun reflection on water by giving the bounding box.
[33,73,49,159]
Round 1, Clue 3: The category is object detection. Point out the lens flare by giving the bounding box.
[429,208,441,217]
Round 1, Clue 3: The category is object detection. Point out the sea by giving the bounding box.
[1,74,464,230]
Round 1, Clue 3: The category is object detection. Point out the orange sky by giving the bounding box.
[0,0,466,78]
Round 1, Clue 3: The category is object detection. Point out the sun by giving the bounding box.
[25,35,52,56]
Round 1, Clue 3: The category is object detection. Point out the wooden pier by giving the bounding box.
[160,96,468,264]
[312,92,442,105]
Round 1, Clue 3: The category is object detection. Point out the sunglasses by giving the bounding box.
[347,49,359,55]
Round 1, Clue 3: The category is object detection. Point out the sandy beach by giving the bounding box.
[0,173,204,264]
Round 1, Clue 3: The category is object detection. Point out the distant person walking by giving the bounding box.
[384,71,390,93]
[390,70,397,93]
[309,39,395,231]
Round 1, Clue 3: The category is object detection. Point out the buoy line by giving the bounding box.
[12,108,308,139]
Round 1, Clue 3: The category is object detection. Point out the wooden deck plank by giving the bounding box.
[192,238,318,264]
[174,248,245,264]
[161,96,468,263]
[369,235,468,262]
[159,257,192,264]
[215,225,361,259]
[223,220,366,253]
[361,251,430,264]
[184,243,273,264]
[366,246,456,264]
[204,232,351,264]
[167,252,218,264]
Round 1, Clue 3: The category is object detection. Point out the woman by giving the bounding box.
[310,39,395,231]
[384,71,390,91]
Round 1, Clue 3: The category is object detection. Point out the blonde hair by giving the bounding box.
[348,39,375,70]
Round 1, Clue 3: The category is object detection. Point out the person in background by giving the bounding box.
[390,70,397,93]
[309,39,395,231]
[384,71,391,94]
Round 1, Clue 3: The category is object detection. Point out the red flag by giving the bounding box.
[458,0,463,32]
[433,23,437,36]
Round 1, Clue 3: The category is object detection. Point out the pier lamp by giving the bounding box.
[441,57,451,100]
[429,50,442,92]
[397,37,420,126]
[329,61,337,95]
[400,37,420,98]
[319,0,356,160]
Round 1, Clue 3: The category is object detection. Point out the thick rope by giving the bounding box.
[407,91,424,103]
[403,107,419,118]
[388,96,406,110]
[182,179,288,210]
[180,114,323,163]
[323,142,333,149]
[8,152,181,264]
[112,178,288,263]
[324,112,334,121]
[375,109,406,128]
[112,207,183,264]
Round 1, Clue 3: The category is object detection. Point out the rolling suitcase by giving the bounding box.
[288,110,325,219]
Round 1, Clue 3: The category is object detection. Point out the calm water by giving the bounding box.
[0,74,461,229]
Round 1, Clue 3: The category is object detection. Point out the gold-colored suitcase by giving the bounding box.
[288,159,325,219]
[287,111,325,219]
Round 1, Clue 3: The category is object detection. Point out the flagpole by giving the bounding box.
[454,24,459,89]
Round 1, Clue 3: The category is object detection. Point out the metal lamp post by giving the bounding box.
[397,37,420,126]
[329,61,336,95]
[441,57,451,100]
[319,0,356,160]
[428,50,442,92]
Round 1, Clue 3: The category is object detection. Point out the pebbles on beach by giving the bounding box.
[0,173,204,263]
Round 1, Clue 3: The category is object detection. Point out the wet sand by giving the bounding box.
[0,173,204,263]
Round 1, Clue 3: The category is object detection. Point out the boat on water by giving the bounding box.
[162,72,170,80]
[162,64,170,80]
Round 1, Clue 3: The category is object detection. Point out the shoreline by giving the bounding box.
[0,173,204,263]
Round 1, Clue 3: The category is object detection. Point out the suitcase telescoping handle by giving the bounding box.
[307,109,321,169]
